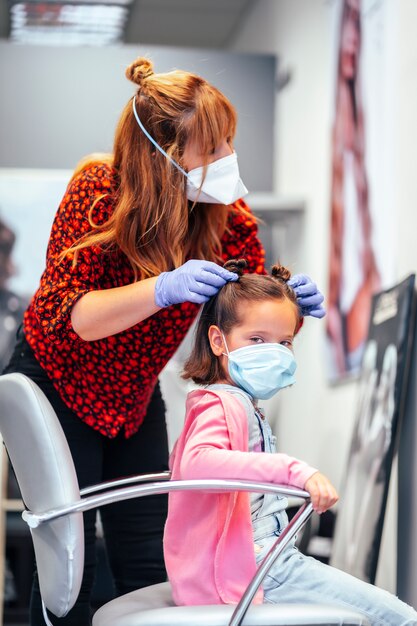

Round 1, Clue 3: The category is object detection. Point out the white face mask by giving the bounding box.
[132,97,249,205]
[186,152,248,205]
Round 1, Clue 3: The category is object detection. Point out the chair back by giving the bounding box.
[0,373,84,617]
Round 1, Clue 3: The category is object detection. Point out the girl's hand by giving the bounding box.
[304,472,339,514]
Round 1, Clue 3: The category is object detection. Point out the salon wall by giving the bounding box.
[231,0,417,593]
[0,41,276,192]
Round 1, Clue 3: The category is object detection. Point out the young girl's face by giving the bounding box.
[209,297,298,385]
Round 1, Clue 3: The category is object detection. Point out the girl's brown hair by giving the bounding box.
[65,57,242,280]
[183,259,301,385]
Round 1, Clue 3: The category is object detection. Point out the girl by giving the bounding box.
[164,259,417,625]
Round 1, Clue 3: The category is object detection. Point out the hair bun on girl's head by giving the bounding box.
[223,258,247,277]
[126,57,154,86]
[271,263,291,282]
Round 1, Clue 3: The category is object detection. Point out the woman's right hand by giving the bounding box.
[154,259,238,308]
[304,471,339,515]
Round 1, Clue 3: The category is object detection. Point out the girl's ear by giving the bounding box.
[208,325,225,356]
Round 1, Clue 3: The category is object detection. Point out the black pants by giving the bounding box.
[4,328,169,625]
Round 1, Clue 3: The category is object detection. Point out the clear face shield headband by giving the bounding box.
[131,97,248,205]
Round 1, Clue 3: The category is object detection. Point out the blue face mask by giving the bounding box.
[222,338,297,400]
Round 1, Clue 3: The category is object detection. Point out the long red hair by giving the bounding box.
[67,57,243,281]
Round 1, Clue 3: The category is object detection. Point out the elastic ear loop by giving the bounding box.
[221,332,230,358]
[131,97,188,176]
[41,600,54,626]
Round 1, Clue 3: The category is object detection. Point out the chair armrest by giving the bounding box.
[21,476,312,626]
[79,471,171,496]
[22,478,309,527]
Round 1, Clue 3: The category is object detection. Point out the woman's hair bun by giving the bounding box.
[271,262,291,282]
[224,258,247,277]
[126,57,154,86]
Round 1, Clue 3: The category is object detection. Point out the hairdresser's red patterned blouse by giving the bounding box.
[23,163,266,438]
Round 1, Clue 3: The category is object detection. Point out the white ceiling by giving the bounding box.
[0,0,257,47]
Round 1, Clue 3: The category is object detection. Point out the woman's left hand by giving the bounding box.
[288,274,326,318]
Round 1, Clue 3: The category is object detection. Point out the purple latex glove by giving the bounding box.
[288,273,326,318]
[155,259,238,308]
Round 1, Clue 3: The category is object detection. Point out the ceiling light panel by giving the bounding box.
[10,1,130,45]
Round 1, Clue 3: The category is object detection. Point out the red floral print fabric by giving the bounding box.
[23,163,266,438]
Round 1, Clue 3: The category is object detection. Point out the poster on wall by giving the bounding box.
[330,274,416,584]
[326,0,395,382]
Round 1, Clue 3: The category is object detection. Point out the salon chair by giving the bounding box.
[0,373,370,626]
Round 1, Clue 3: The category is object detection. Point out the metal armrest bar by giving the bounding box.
[22,479,309,528]
[229,499,314,626]
[79,471,172,496]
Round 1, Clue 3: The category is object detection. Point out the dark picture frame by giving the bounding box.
[330,274,416,583]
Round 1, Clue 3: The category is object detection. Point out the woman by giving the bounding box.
[5,56,325,625]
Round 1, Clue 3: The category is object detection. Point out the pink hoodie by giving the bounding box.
[163,388,317,606]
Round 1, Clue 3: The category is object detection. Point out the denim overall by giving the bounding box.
[250,405,290,555]
[206,384,288,549]
[206,384,417,625]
